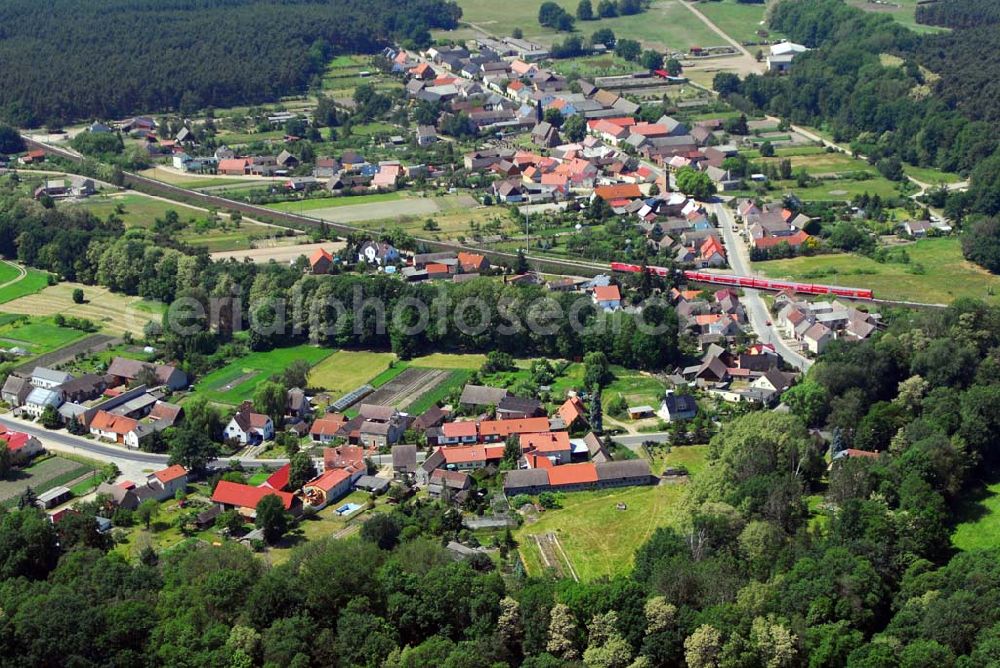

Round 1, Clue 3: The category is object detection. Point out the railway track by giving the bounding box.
[21,137,615,278]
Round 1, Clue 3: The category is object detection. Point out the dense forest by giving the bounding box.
[915,0,1000,29]
[6,297,1000,665]
[714,0,1000,221]
[0,0,461,127]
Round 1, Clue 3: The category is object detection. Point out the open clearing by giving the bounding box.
[307,350,397,395]
[285,194,480,225]
[194,345,333,405]
[850,0,947,33]
[757,237,1000,304]
[515,483,686,581]
[0,456,96,506]
[0,283,164,335]
[451,0,720,50]
[953,478,1000,551]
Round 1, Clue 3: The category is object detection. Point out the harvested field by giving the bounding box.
[211,240,347,264]
[363,367,452,409]
[0,283,164,336]
[13,333,118,373]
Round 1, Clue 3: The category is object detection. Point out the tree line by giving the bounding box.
[0,0,461,127]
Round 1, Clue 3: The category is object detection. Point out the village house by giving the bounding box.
[22,387,62,419]
[503,459,654,495]
[212,480,299,518]
[224,401,274,445]
[310,415,346,444]
[428,469,472,502]
[106,357,188,390]
[89,410,153,449]
[31,367,73,390]
[391,444,418,479]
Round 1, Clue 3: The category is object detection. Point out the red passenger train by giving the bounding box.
[609,262,874,300]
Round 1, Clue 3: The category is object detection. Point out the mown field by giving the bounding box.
[757,237,1000,305]
[849,0,947,33]
[514,442,706,581]
[450,0,719,50]
[308,350,397,395]
[0,283,164,336]
[696,0,779,44]
[0,266,50,304]
[192,344,334,405]
[0,316,87,356]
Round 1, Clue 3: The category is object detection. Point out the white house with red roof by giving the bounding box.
[593,285,622,311]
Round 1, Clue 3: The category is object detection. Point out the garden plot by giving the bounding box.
[363,367,453,409]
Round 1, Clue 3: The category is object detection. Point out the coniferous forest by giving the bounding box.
[0,0,461,127]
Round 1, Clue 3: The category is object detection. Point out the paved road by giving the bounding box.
[3,415,418,474]
[712,201,813,372]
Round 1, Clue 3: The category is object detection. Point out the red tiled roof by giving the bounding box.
[520,431,571,453]
[548,462,599,486]
[558,396,586,426]
[262,463,290,491]
[305,468,351,492]
[152,465,188,484]
[212,480,294,510]
[478,417,550,439]
[439,444,504,464]
[311,416,346,437]
[90,410,138,435]
[441,421,478,438]
[593,285,621,302]
[594,184,642,201]
[324,446,365,472]
[0,427,32,452]
[310,248,333,266]
[753,230,811,249]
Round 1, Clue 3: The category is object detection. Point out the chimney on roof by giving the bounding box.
[238,400,253,418]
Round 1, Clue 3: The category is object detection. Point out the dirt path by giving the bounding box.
[680,1,765,75]
[0,260,26,290]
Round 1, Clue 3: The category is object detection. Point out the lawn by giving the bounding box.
[194,345,334,405]
[952,479,1000,551]
[648,444,710,478]
[0,282,164,336]
[515,483,687,581]
[0,268,51,304]
[307,350,397,395]
[696,0,780,44]
[756,237,1000,305]
[451,0,719,50]
[604,366,668,411]
[264,192,404,212]
[0,316,87,355]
